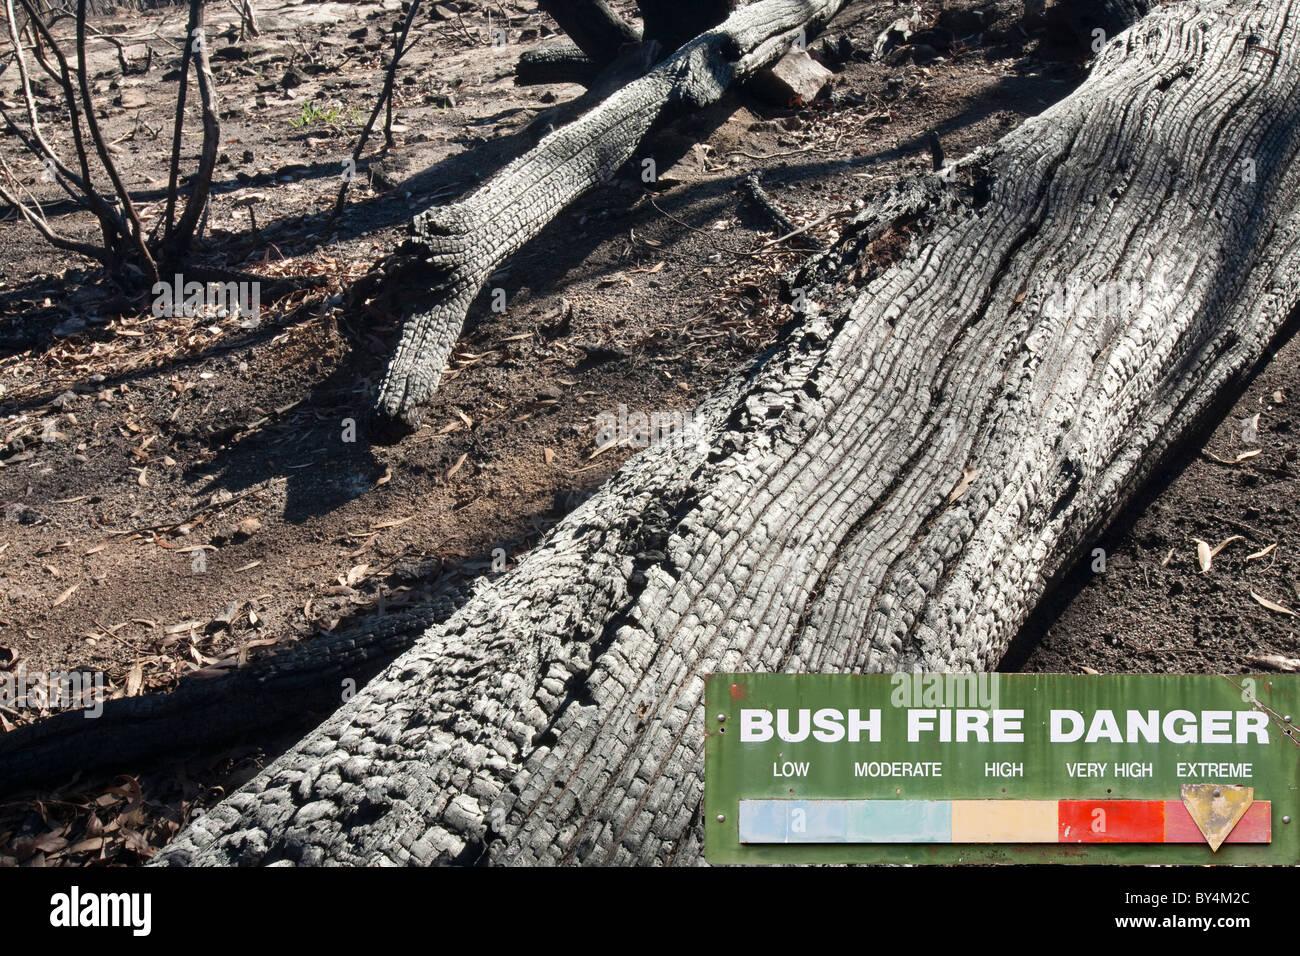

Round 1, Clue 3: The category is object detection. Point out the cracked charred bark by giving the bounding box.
[515,40,601,87]
[158,0,1300,865]
[371,0,850,427]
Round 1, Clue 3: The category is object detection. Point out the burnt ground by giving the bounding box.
[0,0,1295,865]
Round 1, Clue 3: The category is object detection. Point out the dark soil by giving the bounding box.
[0,0,1292,866]
[1015,327,1300,676]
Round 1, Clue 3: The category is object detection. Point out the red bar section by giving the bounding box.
[1059,800,1166,843]
[1163,801,1272,844]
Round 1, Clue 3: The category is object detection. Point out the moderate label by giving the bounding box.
[704,674,1300,864]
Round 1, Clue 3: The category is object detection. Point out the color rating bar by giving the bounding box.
[737,799,1272,845]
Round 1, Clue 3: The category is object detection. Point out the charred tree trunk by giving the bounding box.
[637,0,736,53]
[515,40,600,87]
[372,0,850,428]
[1095,1,1153,32]
[536,0,639,66]
[519,0,735,88]
[155,0,1300,865]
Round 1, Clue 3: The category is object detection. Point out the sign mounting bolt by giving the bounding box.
[717,713,726,722]
[716,814,726,823]
[1284,816,1292,824]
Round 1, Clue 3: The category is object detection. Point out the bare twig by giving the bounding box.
[164,0,219,262]
[0,179,104,260]
[161,0,199,244]
[74,0,156,278]
[14,0,136,255]
[332,0,422,214]
[758,205,849,249]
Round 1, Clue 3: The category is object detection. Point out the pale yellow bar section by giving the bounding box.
[950,800,1058,843]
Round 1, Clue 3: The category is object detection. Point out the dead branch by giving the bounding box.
[332,0,423,214]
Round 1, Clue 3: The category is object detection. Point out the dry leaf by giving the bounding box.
[121,828,153,857]
[446,453,467,479]
[345,563,370,586]
[1194,538,1212,572]
[1212,535,1243,556]
[1247,653,1300,672]
[212,601,241,627]
[52,583,80,607]
[1250,591,1296,616]
[947,467,979,504]
[375,466,392,486]
[1247,543,1277,561]
[1196,534,1243,572]
[125,662,143,697]
[543,446,555,466]
[32,831,67,854]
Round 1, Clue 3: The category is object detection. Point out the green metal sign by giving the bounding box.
[704,674,1300,864]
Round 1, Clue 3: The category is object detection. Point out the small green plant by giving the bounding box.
[292,100,360,133]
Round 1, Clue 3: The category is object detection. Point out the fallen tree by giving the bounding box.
[371,0,850,428]
[152,0,1300,865]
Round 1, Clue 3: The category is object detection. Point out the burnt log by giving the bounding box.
[154,0,1300,865]
[372,0,851,427]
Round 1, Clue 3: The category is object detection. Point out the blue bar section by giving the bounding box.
[738,800,846,843]
[848,800,951,843]
[739,800,952,844]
